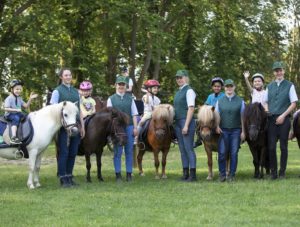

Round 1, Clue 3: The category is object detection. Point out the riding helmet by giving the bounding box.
[9,79,24,89]
[251,73,264,82]
[144,79,160,88]
[211,77,224,86]
[79,81,93,90]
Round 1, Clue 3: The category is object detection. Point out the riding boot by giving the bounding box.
[186,168,197,182]
[126,172,132,182]
[60,176,71,188]
[180,168,189,181]
[115,172,122,182]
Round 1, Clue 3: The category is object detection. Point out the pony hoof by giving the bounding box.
[28,184,35,190]
[139,172,145,177]
[98,178,104,182]
[86,179,92,183]
[155,175,160,180]
[35,182,41,188]
[206,176,213,180]
[161,175,167,179]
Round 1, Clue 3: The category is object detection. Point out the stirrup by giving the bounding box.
[138,141,146,150]
[15,150,24,159]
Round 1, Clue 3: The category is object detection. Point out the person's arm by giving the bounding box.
[205,95,211,105]
[50,90,59,104]
[127,78,133,92]
[243,71,253,94]
[106,98,112,107]
[215,101,222,134]
[22,92,38,108]
[182,89,195,135]
[131,100,138,136]
[240,101,246,141]
[79,110,85,138]
[264,88,269,113]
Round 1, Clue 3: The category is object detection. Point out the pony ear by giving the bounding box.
[211,106,215,112]
[74,101,78,106]
[63,101,67,106]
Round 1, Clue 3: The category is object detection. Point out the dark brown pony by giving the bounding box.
[78,107,128,182]
[243,103,269,178]
[137,104,174,179]
[93,96,107,112]
[197,105,229,180]
[292,111,300,148]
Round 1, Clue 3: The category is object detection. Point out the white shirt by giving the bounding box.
[252,89,267,105]
[142,94,161,113]
[107,92,138,116]
[180,84,196,107]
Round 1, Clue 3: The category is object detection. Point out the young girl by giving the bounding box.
[138,80,161,133]
[4,79,38,144]
[243,71,266,108]
[205,77,225,107]
[79,81,96,118]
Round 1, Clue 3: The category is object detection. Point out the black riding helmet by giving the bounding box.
[9,79,24,90]
[211,77,224,86]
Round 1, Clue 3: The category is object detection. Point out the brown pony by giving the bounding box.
[292,110,300,148]
[78,107,128,182]
[93,96,107,112]
[137,104,174,179]
[243,103,269,178]
[197,105,225,180]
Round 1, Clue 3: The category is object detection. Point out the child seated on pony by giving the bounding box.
[137,80,161,140]
[4,79,38,144]
[79,81,96,119]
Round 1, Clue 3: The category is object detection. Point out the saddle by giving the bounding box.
[138,119,151,150]
[0,115,34,158]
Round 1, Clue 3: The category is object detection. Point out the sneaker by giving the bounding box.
[219,175,226,182]
[10,137,22,144]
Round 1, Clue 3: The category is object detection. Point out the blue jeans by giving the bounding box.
[113,125,134,173]
[175,119,196,169]
[218,128,241,177]
[57,127,81,177]
[6,112,25,126]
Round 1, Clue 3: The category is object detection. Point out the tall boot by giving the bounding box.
[186,168,197,182]
[126,172,132,182]
[180,168,189,181]
[116,172,122,182]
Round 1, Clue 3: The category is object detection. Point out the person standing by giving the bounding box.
[265,61,298,179]
[107,76,138,182]
[50,68,85,187]
[174,70,197,182]
[216,79,245,182]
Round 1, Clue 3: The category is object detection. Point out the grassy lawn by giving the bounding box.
[1,142,300,226]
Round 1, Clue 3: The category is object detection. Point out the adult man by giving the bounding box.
[265,61,298,179]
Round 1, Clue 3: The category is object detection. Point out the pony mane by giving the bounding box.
[152,104,175,125]
[197,105,220,128]
[103,107,129,126]
[243,103,266,126]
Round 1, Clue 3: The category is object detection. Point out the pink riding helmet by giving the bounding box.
[80,81,93,90]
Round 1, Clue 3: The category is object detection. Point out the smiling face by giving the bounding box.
[273,68,285,80]
[149,86,159,95]
[176,76,187,87]
[60,69,73,85]
[253,77,264,90]
[224,85,235,96]
[116,82,126,94]
[212,82,222,94]
[12,85,23,96]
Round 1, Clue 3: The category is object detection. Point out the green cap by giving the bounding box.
[175,70,189,77]
[115,76,128,84]
[272,61,284,70]
[224,79,235,86]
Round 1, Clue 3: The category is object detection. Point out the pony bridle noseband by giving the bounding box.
[60,109,78,134]
[111,118,127,138]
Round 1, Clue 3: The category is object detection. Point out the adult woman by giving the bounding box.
[107,76,138,182]
[50,68,85,187]
[216,79,245,182]
[174,70,197,182]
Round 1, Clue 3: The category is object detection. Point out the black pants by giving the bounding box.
[267,115,290,175]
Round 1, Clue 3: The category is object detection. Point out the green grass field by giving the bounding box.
[1,142,300,226]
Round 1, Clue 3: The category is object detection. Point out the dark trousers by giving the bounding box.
[57,127,81,177]
[267,115,290,175]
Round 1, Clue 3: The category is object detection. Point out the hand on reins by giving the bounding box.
[275,115,285,125]
[216,126,222,134]
[182,126,188,135]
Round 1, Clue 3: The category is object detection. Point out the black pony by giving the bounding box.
[78,107,128,182]
[243,103,269,178]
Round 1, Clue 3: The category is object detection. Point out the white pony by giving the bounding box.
[3,101,79,189]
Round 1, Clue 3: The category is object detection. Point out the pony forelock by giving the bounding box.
[152,104,174,125]
[197,105,220,128]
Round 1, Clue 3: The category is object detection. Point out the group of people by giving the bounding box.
[3,61,298,187]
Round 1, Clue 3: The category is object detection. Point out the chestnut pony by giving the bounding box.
[78,107,128,182]
[137,104,174,179]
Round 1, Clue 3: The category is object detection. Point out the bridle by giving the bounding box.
[153,119,170,139]
[60,108,79,135]
[111,117,127,140]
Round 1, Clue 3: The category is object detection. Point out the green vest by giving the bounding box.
[267,80,292,115]
[219,95,243,129]
[174,85,191,120]
[110,93,133,125]
[55,84,80,109]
